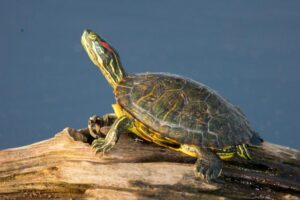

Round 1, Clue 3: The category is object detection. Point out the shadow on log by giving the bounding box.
[0,126,299,199]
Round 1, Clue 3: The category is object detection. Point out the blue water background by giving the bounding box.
[0,1,299,149]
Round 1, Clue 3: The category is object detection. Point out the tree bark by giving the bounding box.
[0,124,299,199]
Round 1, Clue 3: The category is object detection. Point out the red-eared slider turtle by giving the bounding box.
[81,29,262,182]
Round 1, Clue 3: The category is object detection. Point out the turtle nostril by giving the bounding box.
[84,29,91,34]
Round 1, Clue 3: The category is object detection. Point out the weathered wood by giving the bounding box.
[0,126,299,199]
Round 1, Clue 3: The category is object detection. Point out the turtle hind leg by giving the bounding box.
[195,148,223,182]
[92,115,132,154]
[182,145,222,182]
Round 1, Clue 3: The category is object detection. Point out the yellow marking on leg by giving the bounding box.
[105,115,128,144]
[237,145,246,159]
[112,104,124,118]
[215,146,236,160]
[242,144,252,160]
[237,144,252,160]
[217,152,235,160]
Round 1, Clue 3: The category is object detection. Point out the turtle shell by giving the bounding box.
[115,73,256,149]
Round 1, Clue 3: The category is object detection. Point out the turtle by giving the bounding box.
[80,29,263,182]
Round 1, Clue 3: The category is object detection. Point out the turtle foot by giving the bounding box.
[92,137,115,154]
[91,115,131,155]
[194,157,222,182]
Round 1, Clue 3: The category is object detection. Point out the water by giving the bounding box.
[0,1,299,150]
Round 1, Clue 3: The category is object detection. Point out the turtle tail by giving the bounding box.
[250,130,263,145]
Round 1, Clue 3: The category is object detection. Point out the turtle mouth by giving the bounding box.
[81,32,93,62]
[81,30,94,57]
[81,30,89,46]
[81,31,87,49]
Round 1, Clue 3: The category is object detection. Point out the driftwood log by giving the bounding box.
[0,121,299,199]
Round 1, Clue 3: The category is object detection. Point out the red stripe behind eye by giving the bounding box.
[98,39,113,52]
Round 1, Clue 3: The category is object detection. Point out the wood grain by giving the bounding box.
[0,126,299,199]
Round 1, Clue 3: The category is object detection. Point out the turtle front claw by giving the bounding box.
[92,138,115,154]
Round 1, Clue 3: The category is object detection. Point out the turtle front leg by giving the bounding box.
[194,148,222,182]
[92,115,132,153]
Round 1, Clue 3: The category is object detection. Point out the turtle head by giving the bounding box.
[81,29,126,88]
